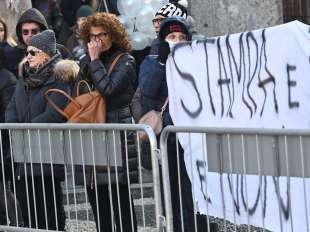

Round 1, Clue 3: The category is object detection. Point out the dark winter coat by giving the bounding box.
[139,55,172,126]
[5,54,73,179]
[0,67,17,181]
[0,42,19,75]
[78,44,138,184]
[149,37,160,56]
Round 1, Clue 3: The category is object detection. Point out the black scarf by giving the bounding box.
[23,53,61,89]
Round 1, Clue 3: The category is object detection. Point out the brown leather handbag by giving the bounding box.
[138,98,169,141]
[45,53,124,123]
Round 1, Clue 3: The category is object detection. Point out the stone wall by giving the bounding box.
[189,0,283,37]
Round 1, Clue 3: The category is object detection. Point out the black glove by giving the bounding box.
[157,41,170,64]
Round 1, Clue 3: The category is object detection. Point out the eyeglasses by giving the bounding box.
[90,32,108,40]
[152,18,164,25]
[22,28,39,36]
[26,49,41,56]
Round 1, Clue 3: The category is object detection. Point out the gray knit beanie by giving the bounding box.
[29,29,56,56]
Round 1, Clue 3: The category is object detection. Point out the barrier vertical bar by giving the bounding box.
[79,129,89,223]
[27,129,38,228]
[68,129,79,229]
[176,133,184,232]
[255,135,266,231]
[202,133,211,232]
[37,129,48,229]
[284,136,294,232]
[160,128,173,232]
[0,130,9,226]
[47,129,59,230]
[217,134,227,231]
[300,136,310,231]
[8,129,20,226]
[112,130,123,232]
[241,134,251,232]
[125,131,135,231]
[227,134,237,231]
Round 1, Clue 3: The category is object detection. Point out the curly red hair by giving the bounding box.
[79,12,132,52]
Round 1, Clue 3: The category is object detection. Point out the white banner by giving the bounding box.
[166,21,310,231]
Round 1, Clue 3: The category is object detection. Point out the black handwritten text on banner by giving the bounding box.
[166,21,310,232]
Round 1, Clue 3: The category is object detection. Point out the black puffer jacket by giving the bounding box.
[78,44,138,184]
[5,54,72,179]
[80,44,137,113]
[0,67,17,181]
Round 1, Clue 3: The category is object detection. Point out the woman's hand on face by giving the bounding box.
[88,40,104,61]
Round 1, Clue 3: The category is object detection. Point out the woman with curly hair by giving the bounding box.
[78,12,137,232]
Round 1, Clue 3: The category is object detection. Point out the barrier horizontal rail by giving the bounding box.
[160,126,310,232]
[0,123,162,232]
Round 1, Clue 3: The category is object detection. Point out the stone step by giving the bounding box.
[63,168,153,189]
[63,182,154,205]
[65,219,157,232]
[64,197,156,227]
[62,169,156,229]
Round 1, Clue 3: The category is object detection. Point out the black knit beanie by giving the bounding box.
[155,2,187,19]
[159,16,190,41]
[76,5,94,20]
[29,29,56,57]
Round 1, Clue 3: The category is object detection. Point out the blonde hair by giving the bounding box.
[0,17,17,46]
[54,60,80,81]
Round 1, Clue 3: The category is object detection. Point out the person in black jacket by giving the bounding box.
[5,30,73,230]
[0,48,24,227]
[78,12,137,232]
[139,16,195,232]
[0,47,16,185]
[11,8,72,78]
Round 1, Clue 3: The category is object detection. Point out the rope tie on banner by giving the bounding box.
[97,0,109,13]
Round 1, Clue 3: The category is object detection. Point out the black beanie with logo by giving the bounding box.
[155,2,188,19]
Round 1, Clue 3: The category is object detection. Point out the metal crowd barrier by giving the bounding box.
[0,123,162,232]
[160,126,310,232]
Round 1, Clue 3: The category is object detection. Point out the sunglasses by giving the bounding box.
[26,50,41,56]
[152,18,164,24]
[22,28,39,36]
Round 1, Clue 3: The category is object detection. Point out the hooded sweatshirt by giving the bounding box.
[15,8,48,47]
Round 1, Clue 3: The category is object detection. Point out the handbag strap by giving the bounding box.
[45,53,124,119]
[45,89,81,119]
[76,79,92,96]
[160,97,169,117]
[107,53,125,76]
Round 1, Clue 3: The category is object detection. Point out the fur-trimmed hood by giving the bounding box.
[53,59,80,82]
